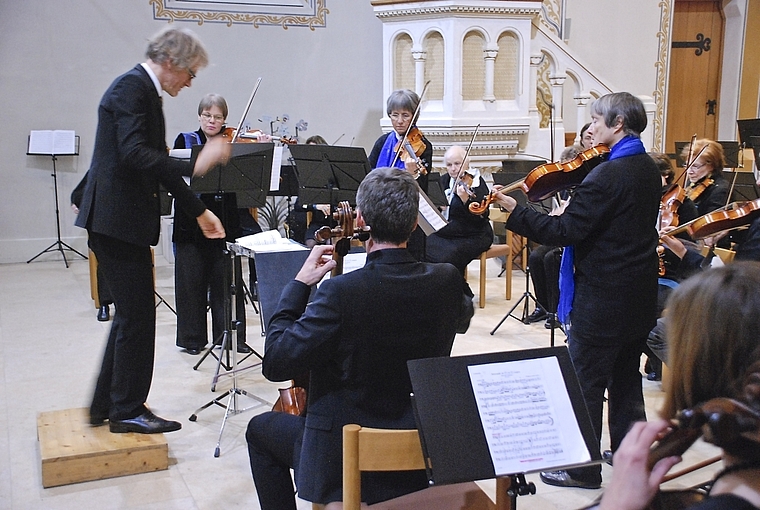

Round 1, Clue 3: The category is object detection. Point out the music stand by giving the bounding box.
[426,172,449,208]
[738,119,760,149]
[408,347,601,507]
[187,143,274,457]
[288,144,370,208]
[26,132,87,268]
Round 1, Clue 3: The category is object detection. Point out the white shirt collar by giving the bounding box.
[140,62,163,99]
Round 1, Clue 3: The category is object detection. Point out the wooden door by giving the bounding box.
[665,0,724,154]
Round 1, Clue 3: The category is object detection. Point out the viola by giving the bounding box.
[657,184,686,276]
[469,144,610,215]
[664,198,760,240]
[394,127,428,179]
[685,177,714,202]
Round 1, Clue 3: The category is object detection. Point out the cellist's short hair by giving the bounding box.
[591,92,647,137]
[197,94,228,118]
[146,27,208,71]
[386,89,420,116]
[356,167,418,245]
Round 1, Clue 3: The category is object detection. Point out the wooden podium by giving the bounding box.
[37,408,168,488]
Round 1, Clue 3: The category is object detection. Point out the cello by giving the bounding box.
[271,202,370,416]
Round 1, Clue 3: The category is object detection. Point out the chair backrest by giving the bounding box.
[343,424,426,510]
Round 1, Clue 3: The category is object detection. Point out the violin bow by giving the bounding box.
[390,80,431,169]
[229,77,263,144]
[450,125,480,203]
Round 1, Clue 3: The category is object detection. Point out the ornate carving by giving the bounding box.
[150,0,329,29]
[374,5,542,19]
[652,0,672,153]
[536,57,552,129]
[540,0,562,37]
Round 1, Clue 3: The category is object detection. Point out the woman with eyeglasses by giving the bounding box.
[172,93,256,356]
[680,138,730,217]
[368,89,434,261]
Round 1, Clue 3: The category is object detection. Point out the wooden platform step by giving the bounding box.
[37,408,169,488]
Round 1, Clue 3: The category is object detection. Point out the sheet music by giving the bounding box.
[468,357,591,475]
[28,130,76,155]
[236,230,307,252]
[417,188,447,235]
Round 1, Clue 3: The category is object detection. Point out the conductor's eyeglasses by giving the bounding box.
[201,112,225,122]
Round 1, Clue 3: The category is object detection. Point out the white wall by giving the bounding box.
[0,1,384,263]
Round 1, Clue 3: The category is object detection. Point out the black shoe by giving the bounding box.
[647,371,662,381]
[185,347,203,355]
[602,450,613,466]
[97,305,110,322]
[539,470,601,490]
[545,316,561,329]
[237,343,253,354]
[525,307,548,324]
[109,410,182,434]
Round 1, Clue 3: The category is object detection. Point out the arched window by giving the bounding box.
[423,31,445,100]
[462,30,485,100]
[495,32,518,100]
[393,33,415,91]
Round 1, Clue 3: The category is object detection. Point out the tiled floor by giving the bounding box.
[0,253,721,509]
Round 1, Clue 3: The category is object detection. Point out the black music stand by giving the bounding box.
[288,144,370,208]
[738,119,760,149]
[187,143,274,457]
[26,133,87,268]
[408,347,601,508]
[426,172,449,208]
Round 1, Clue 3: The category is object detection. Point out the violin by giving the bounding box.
[469,144,610,215]
[222,127,297,145]
[393,127,428,179]
[657,184,687,276]
[663,198,760,240]
[685,177,714,202]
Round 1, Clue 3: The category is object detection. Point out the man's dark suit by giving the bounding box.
[246,248,473,509]
[506,151,661,483]
[76,64,207,421]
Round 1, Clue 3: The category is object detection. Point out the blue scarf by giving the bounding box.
[375,132,407,170]
[556,135,646,325]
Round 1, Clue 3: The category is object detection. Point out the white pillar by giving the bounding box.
[573,94,592,144]
[529,54,542,116]
[549,74,567,157]
[412,46,427,96]
[483,43,499,102]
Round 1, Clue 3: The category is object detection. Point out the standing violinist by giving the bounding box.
[368,89,433,261]
[172,93,256,356]
[245,167,474,510]
[492,92,661,489]
[425,145,493,274]
[682,139,730,217]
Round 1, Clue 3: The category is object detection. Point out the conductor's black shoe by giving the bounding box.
[647,371,662,381]
[526,307,548,324]
[109,410,182,434]
[97,305,110,322]
[539,470,601,490]
[603,450,613,466]
[185,347,202,355]
[237,343,253,354]
[545,317,561,329]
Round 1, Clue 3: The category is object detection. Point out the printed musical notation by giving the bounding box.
[468,357,590,475]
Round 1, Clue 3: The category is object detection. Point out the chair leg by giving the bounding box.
[479,253,487,309]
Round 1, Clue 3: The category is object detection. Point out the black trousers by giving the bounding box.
[566,332,647,483]
[174,241,248,350]
[88,232,155,421]
[528,244,561,313]
[247,411,305,510]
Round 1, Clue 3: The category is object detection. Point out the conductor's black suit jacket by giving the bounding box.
[75,64,205,245]
[263,248,474,504]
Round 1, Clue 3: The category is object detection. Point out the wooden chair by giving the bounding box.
[341,424,512,510]
[478,236,513,308]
